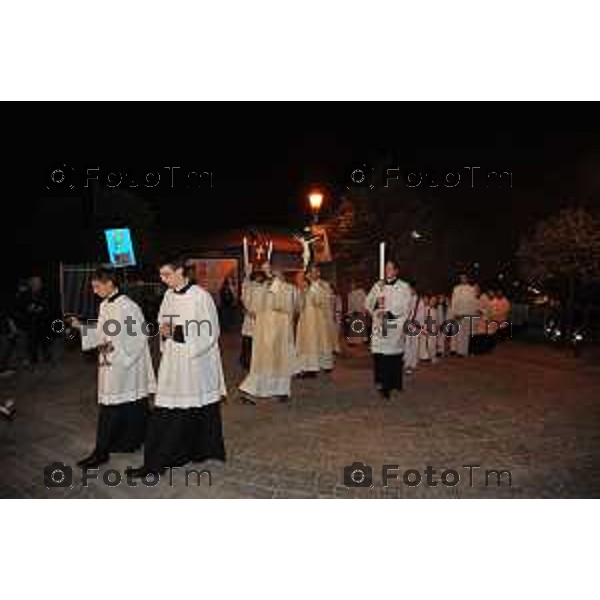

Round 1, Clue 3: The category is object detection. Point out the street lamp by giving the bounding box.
[308,191,324,222]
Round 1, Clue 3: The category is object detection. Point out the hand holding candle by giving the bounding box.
[379,242,385,281]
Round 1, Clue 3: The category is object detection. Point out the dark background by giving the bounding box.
[4,104,600,295]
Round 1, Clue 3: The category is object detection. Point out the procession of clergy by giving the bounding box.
[70,257,511,478]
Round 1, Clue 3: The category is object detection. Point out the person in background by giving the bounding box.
[469,284,490,355]
[23,275,52,366]
[436,294,449,358]
[331,283,343,355]
[0,298,18,376]
[492,289,512,342]
[419,294,439,363]
[449,273,479,357]
[404,283,426,375]
[219,276,237,332]
[240,265,266,371]
[346,279,368,346]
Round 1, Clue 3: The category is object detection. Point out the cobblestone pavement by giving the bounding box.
[1,335,599,498]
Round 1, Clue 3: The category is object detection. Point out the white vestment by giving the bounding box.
[449,283,479,356]
[156,283,227,408]
[295,279,335,372]
[241,278,264,337]
[365,279,412,355]
[81,293,156,405]
[239,278,297,397]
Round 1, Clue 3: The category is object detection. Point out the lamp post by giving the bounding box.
[308,191,324,223]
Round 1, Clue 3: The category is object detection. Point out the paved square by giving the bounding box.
[1,335,599,498]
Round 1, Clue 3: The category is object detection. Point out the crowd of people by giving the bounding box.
[0,275,55,419]
[237,262,514,401]
[0,257,515,478]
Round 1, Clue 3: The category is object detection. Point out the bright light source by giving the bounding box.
[308,192,323,212]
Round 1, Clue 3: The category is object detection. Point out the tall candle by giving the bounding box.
[379,242,385,281]
[267,240,273,261]
[243,236,249,269]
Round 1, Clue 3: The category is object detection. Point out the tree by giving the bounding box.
[517,206,600,336]
[324,181,459,292]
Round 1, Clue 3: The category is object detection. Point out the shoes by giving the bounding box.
[0,400,15,420]
[379,389,391,399]
[239,393,256,405]
[77,452,109,469]
[276,395,291,403]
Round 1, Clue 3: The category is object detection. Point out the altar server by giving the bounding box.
[365,260,412,398]
[239,263,297,402]
[128,258,226,477]
[295,265,335,376]
[71,267,156,469]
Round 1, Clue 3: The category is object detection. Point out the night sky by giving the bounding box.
[5,106,600,293]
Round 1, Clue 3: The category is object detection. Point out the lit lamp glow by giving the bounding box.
[308,192,324,220]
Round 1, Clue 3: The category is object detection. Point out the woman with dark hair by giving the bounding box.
[70,266,156,469]
[127,257,226,477]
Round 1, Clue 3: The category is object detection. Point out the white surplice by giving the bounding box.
[365,279,412,356]
[81,293,156,405]
[155,283,227,408]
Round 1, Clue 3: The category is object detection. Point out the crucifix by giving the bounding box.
[255,244,266,261]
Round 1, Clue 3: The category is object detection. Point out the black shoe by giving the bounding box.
[304,372,317,378]
[125,466,166,478]
[379,389,391,399]
[77,452,109,469]
[239,393,256,405]
[276,395,291,403]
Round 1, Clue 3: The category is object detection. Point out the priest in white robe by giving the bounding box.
[239,263,297,402]
[365,260,412,398]
[295,265,335,376]
[70,267,156,469]
[128,258,226,477]
[449,274,479,357]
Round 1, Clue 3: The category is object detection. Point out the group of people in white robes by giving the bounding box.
[71,260,226,477]
[345,267,513,395]
[238,262,339,403]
